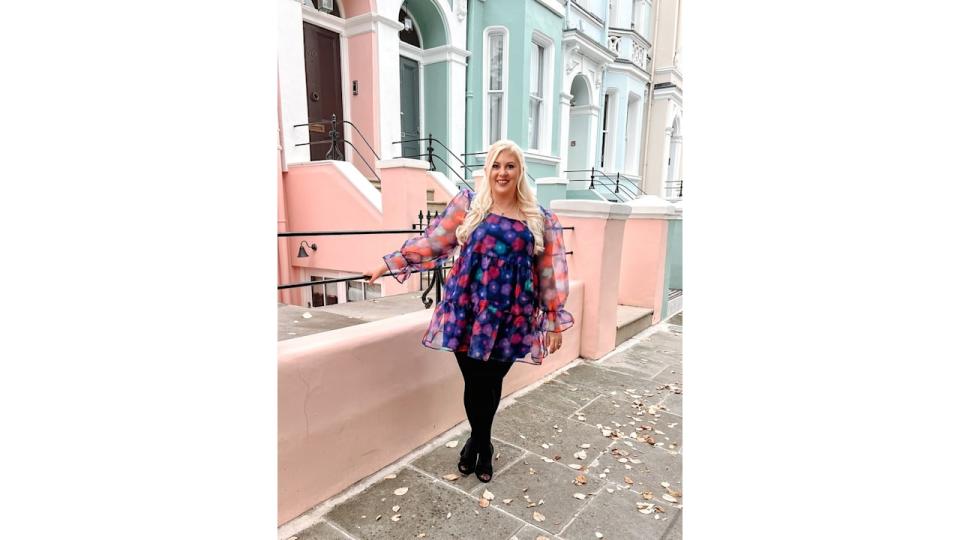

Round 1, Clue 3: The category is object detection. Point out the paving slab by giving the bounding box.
[662,510,683,539]
[571,381,671,426]
[492,402,611,465]
[560,363,649,394]
[287,520,352,540]
[469,456,606,535]
[596,349,671,380]
[651,363,683,385]
[558,482,677,540]
[658,391,683,416]
[411,436,526,493]
[586,440,682,504]
[324,467,525,539]
[508,524,559,539]
[513,378,603,417]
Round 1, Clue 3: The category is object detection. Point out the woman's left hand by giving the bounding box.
[546,332,562,354]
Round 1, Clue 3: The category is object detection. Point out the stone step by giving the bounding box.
[615,304,655,346]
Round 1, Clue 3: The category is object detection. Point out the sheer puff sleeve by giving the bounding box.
[535,209,575,333]
[382,188,472,284]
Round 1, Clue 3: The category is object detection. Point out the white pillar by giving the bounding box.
[558,91,572,176]
[447,48,470,176]
[373,15,405,160]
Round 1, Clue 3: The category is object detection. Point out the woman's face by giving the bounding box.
[489,150,520,199]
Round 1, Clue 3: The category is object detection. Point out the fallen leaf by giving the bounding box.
[445,440,459,448]
[637,503,655,514]
[390,514,401,522]
[442,474,459,481]
[553,455,562,461]
[375,514,382,521]
[660,481,670,488]
[596,533,604,539]
[654,505,665,513]
[393,487,409,496]
[538,499,544,506]
[537,537,549,540]
[662,494,678,503]
[618,458,628,463]
[644,436,656,445]
[574,450,587,460]
[502,498,513,504]
[384,474,397,480]
[573,493,587,500]
[580,443,591,449]
[542,457,555,463]
[533,511,546,522]
[624,476,634,485]
[392,505,400,512]
[482,489,495,500]
[446,512,451,519]
[642,491,654,500]
[417,534,426,538]
[541,443,550,449]
[668,488,683,498]
[568,463,583,470]
[301,312,312,319]
[574,474,588,485]
[527,502,537,508]
[478,498,490,508]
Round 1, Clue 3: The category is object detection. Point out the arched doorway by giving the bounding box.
[565,74,594,187]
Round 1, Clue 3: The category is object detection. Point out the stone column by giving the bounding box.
[617,196,677,323]
[551,199,631,360]
[558,91,572,174]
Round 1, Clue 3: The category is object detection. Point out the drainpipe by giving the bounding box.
[639,0,662,194]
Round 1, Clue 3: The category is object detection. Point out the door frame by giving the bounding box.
[398,42,426,160]
[301,3,352,163]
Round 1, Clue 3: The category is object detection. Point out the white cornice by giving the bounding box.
[398,42,424,62]
[301,5,345,33]
[551,199,632,220]
[653,86,683,104]
[344,12,404,37]
[421,44,471,66]
[655,66,683,84]
[570,104,600,115]
[563,30,617,66]
[534,0,565,18]
[607,60,652,84]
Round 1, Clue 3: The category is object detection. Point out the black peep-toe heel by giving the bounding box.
[476,442,494,483]
[458,436,478,475]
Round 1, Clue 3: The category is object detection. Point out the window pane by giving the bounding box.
[529,97,540,148]
[366,282,382,299]
[324,282,338,306]
[529,45,541,98]
[489,33,503,91]
[347,280,363,302]
[489,92,502,142]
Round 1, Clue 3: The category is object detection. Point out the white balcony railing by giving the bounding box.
[607,28,651,71]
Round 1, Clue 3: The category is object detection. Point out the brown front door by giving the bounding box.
[303,22,344,161]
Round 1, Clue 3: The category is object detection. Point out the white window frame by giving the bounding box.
[482,26,510,148]
[528,31,554,154]
[601,90,618,170]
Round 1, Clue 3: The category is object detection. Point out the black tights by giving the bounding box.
[455,351,514,455]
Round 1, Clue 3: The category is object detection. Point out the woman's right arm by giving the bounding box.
[368,188,472,284]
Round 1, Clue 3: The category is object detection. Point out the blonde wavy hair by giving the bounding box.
[456,140,545,255]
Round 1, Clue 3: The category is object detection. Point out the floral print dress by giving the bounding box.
[383,188,574,365]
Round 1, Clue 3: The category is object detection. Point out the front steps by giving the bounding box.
[615,304,655,345]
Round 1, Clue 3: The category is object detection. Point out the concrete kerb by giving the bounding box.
[278,314,682,539]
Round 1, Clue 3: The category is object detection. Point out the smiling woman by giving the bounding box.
[365,139,574,483]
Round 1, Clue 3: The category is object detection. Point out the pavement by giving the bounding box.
[280,312,683,540]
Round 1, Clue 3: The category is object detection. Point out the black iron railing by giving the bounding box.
[664,179,683,198]
[392,134,475,190]
[294,114,383,185]
[279,225,574,309]
[564,167,646,202]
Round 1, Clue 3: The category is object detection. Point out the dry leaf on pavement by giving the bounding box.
[624,476,634,485]
[533,511,546,522]
[478,498,490,508]
[445,440,459,448]
[392,505,400,512]
[390,514,401,522]
[574,474,588,485]
[573,493,587,500]
[482,489,495,500]
[442,474,459,481]
[393,487,409,496]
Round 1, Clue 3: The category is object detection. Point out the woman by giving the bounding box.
[366,140,574,482]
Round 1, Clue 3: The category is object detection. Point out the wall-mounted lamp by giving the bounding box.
[297,240,317,258]
[404,17,413,31]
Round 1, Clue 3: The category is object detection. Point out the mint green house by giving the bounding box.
[463,0,566,182]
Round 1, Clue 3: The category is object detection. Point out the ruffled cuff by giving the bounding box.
[539,308,575,333]
[383,251,412,284]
